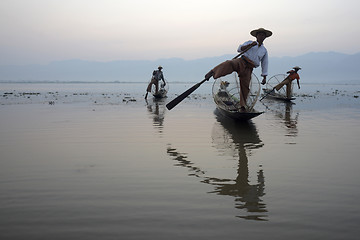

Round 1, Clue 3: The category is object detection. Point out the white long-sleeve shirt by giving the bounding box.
[237,40,269,76]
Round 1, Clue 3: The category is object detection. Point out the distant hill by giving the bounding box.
[268,52,360,84]
[0,52,359,84]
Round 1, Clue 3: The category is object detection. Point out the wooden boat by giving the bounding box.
[262,74,295,102]
[216,105,263,121]
[153,88,167,99]
[212,73,263,121]
[262,88,295,102]
[151,79,169,99]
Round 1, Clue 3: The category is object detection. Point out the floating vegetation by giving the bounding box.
[122,96,137,103]
[21,92,40,95]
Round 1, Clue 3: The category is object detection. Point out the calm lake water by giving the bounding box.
[1,82,360,239]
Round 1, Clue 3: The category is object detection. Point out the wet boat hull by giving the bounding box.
[216,105,263,121]
[262,88,295,102]
[152,89,167,99]
[266,94,295,102]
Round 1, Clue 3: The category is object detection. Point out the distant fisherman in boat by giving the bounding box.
[273,66,301,99]
[204,27,272,112]
[145,66,166,99]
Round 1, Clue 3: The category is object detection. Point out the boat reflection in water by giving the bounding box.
[167,110,267,221]
[146,98,166,134]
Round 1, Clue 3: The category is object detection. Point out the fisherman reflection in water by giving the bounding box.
[273,102,299,138]
[146,99,166,134]
[167,114,267,220]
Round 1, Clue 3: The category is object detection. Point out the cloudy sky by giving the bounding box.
[1,0,359,65]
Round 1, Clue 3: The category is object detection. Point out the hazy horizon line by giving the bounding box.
[1,80,360,85]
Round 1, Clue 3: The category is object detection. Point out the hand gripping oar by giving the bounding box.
[166,47,252,111]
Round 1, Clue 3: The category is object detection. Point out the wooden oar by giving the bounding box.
[259,89,275,101]
[166,79,207,110]
[166,48,251,111]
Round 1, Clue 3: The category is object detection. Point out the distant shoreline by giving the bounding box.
[1,52,360,84]
[1,81,360,85]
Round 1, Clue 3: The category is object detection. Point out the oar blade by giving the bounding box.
[166,79,207,110]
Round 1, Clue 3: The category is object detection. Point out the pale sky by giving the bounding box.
[0,0,359,65]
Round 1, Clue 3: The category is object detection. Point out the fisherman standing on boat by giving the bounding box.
[204,27,272,112]
[273,66,301,99]
[145,66,166,99]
